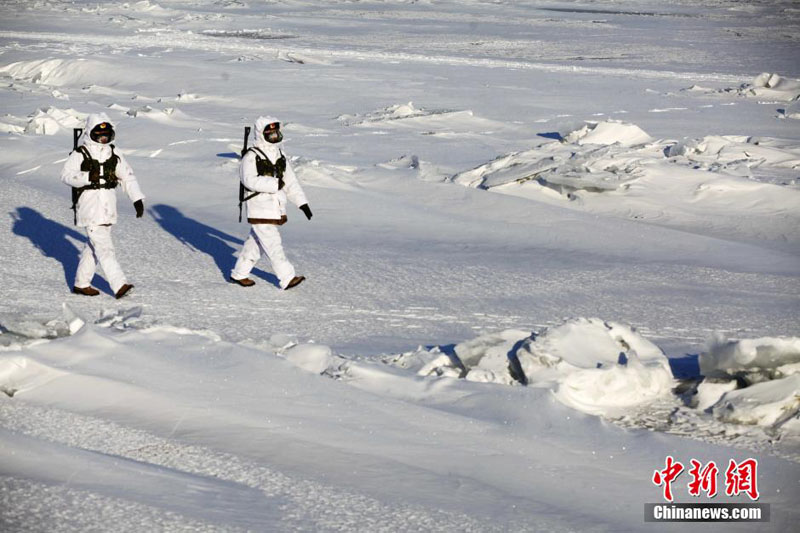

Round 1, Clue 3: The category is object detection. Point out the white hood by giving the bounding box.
[251,115,283,160]
[79,112,115,161]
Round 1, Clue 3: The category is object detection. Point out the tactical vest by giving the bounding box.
[76,145,120,189]
[70,145,120,224]
[238,147,286,222]
[252,147,286,178]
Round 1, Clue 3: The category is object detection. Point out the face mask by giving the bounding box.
[263,123,283,144]
[90,123,115,144]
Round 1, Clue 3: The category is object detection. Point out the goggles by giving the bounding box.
[90,122,115,144]
[263,122,283,144]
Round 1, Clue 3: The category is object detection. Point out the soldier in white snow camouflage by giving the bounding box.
[61,113,145,299]
[230,116,312,290]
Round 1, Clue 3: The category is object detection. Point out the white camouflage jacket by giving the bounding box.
[61,113,145,227]
[241,115,308,224]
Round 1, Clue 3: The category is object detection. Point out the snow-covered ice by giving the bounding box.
[1,0,799,530]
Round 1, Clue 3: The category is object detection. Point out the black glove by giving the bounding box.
[299,204,312,220]
[134,199,144,218]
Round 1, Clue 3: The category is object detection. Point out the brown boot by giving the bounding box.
[285,275,305,290]
[73,286,100,296]
[229,277,255,287]
[115,284,134,299]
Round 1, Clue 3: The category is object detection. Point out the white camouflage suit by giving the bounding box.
[61,113,145,294]
[231,116,309,289]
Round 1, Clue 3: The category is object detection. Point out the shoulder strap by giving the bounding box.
[76,145,91,161]
[249,146,268,160]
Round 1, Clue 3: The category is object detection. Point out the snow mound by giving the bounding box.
[127,105,169,118]
[124,0,169,13]
[686,73,800,102]
[392,318,674,416]
[0,304,84,350]
[451,328,532,384]
[556,351,674,416]
[451,124,652,192]
[0,58,161,89]
[0,120,25,134]
[746,72,800,102]
[175,92,200,102]
[24,106,87,135]
[533,319,673,415]
[678,335,800,434]
[378,154,448,182]
[667,135,800,169]
[700,336,800,380]
[338,102,450,125]
[564,120,653,147]
[0,59,94,87]
[451,122,800,244]
[293,159,359,190]
[692,379,738,411]
[283,343,334,374]
[711,374,800,428]
[0,356,67,397]
[777,108,800,120]
[378,154,420,171]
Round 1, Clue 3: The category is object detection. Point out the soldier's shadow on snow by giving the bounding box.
[150,204,280,287]
[10,207,111,294]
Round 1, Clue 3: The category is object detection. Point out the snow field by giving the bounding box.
[2,0,800,530]
[2,311,800,531]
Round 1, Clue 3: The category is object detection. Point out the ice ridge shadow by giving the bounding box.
[668,354,701,380]
[150,204,279,287]
[10,207,112,294]
[537,131,563,141]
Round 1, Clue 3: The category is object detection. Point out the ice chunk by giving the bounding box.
[284,343,333,374]
[62,303,85,335]
[533,318,664,369]
[565,121,653,147]
[752,72,771,88]
[406,319,673,414]
[0,122,24,134]
[767,73,782,89]
[24,115,60,135]
[692,379,738,411]
[711,374,800,427]
[555,351,674,416]
[700,336,800,379]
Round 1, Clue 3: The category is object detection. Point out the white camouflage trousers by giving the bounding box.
[231,225,295,288]
[75,225,128,293]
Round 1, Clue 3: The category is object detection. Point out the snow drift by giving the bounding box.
[380,318,675,417]
[451,120,800,246]
[687,73,800,102]
[688,336,800,432]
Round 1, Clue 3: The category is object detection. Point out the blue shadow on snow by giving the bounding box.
[537,132,563,141]
[149,204,279,288]
[668,354,701,380]
[10,207,112,294]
